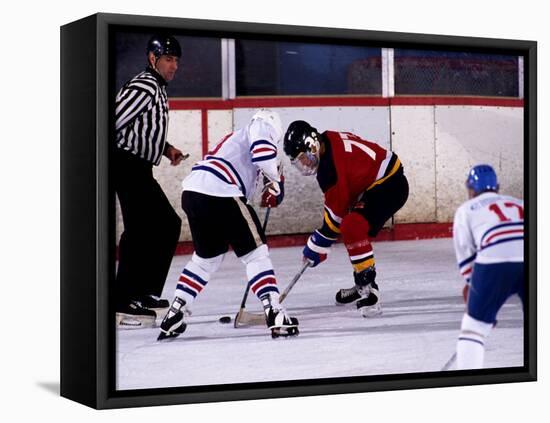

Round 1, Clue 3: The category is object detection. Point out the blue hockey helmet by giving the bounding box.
[466,164,499,195]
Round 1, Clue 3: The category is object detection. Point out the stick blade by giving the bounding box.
[234,310,266,327]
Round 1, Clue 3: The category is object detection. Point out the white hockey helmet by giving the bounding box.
[251,109,283,143]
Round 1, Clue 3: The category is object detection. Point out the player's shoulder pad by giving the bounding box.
[248,119,279,145]
[323,130,341,141]
[502,194,524,205]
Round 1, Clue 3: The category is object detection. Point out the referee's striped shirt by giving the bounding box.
[115,67,169,165]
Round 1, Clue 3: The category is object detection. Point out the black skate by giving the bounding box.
[157,297,188,341]
[356,282,382,317]
[335,286,361,305]
[265,306,299,338]
[116,301,157,329]
[138,294,170,312]
[260,294,299,338]
[353,267,382,317]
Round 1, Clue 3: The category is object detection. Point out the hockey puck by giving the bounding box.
[219,316,232,324]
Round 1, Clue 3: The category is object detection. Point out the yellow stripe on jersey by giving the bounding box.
[366,157,401,191]
[324,210,341,234]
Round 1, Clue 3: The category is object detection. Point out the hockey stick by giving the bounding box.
[234,261,311,327]
[233,208,272,328]
[279,261,311,302]
[262,207,271,233]
[440,352,457,371]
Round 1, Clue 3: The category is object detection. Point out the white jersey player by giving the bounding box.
[158,109,299,340]
[182,112,282,201]
[452,164,524,369]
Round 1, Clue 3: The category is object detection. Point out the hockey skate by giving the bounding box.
[138,294,170,312]
[116,300,157,329]
[356,282,382,317]
[261,295,299,338]
[335,285,361,305]
[354,267,382,317]
[157,297,188,341]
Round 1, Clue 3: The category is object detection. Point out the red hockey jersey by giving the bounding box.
[317,131,401,235]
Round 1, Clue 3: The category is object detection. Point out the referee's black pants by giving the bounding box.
[114,150,182,308]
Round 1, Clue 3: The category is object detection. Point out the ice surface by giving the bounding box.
[116,238,524,390]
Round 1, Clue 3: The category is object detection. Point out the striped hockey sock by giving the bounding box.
[241,245,281,304]
[341,213,375,272]
[175,260,212,306]
[249,269,280,301]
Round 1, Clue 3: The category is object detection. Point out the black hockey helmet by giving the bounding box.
[283,120,320,159]
[283,120,322,176]
[146,35,182,58]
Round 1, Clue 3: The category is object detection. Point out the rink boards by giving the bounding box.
[115,99,523,242]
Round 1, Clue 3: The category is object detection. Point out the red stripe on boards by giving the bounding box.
[168,223,454,257]
[169,96,524,110]
[201,109,209,157]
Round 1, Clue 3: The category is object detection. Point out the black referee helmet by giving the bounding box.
[146,35,182,58]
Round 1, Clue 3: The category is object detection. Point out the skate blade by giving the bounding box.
[271,327,299,339]
[157,331,182,341]
[360,305,383,318]
[116,313,155,329]
[335,298,361,306]
[335,300,356,306]
[148,306,169,314]
[157,322,187,341]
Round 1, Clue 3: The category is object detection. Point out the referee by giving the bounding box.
[114,35,186,328]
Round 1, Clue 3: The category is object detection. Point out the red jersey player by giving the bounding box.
[283,120,409,317]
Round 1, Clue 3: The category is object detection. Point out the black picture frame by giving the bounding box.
[60,12,537,409]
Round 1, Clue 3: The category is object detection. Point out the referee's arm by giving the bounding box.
[115,87,153,132]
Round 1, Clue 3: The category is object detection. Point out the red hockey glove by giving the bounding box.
[261,175,285,208]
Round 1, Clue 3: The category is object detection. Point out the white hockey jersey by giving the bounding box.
[453,192,524,283]
[182,119,281,201]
